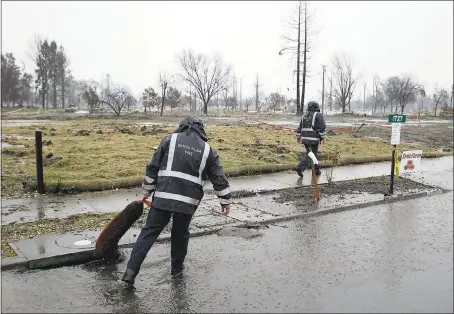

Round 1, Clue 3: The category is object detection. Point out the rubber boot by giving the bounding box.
[171,265,184,279]
[121,269,136,286]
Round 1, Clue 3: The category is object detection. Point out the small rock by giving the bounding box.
[96,130,103,134]
[45,153,54,159]
[50,132,56,136]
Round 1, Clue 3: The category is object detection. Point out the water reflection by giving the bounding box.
[35,199,45,220]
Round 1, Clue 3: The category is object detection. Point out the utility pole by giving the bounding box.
[301,1,308,115]
[296,1,302,115]
[321,65,326,115]
[329,74,333,111]
[255,73,259,112]
[363,82,367,112]
[240,77,243,111]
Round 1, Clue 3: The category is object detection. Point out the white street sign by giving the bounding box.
[400,150,423,173]
[390,123,402,145]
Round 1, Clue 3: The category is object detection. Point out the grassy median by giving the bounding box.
[1,118,449,199]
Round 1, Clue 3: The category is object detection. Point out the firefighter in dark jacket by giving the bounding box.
[122,117,232,285]
[295,101,327,177]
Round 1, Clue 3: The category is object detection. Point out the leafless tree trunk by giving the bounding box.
[254,73,260,112]
[159,73,172,116]
[372,76,380,114]
[433,87,449,116]
[178,49,231,115]
[280,1,316,116]
[331,53,358,113]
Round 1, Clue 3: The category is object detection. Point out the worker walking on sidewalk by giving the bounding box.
[295,101,327,177]
[122,117,232,286]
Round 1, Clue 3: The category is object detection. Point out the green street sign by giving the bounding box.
[388,114,407,123]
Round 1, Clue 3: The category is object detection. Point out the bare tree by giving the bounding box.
[267,92,285,113]
[100,86,133,116]
[433,86,449,116]
[158,73,173,116]
[395,75,419,113]
[178,49,231,115]
[280,1,317,115]
[331,53,358,113]
[418,86,427,112]
[244,97,254,112]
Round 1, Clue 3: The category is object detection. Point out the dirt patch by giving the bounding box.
[272,176,433,204]
[75,130,90,136]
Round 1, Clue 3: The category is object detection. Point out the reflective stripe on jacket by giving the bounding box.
[300,112,320,145]
[142,131,232,214]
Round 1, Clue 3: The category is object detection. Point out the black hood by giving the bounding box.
[174,116,207,141]
[307,101,321,112]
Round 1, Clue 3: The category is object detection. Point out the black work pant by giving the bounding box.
[126,206,192,275]
[297,144,319,172]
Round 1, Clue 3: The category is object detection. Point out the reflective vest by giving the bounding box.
[300,112,320,146]
[149,132,232,214]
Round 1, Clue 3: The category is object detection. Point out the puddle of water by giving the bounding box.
[1,143,25,148]
[2,120,59,127]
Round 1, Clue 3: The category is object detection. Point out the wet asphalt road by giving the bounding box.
[2,190,453,313]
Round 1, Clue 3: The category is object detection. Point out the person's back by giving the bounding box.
[122,117,231,286]
[295,101,326,177]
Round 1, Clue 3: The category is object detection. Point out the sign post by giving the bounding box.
[388,114,406,194]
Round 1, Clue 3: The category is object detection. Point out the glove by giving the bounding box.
[142,189,151,199]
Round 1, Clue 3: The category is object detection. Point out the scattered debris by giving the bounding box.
[75,130,90,136]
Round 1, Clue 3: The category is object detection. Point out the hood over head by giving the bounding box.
[307,101,321,112]
[174,116,207,141]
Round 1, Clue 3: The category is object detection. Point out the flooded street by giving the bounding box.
[2,191,452,313]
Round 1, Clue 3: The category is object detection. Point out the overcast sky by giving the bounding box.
[2,1,453,102]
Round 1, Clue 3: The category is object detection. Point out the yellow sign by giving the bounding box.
[394,146,399,178]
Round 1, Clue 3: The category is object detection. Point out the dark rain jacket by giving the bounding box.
[295,102,327,145]
[142,117,232,215]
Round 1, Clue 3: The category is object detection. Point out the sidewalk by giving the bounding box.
[2,156,452,225]
[1,156,452,270]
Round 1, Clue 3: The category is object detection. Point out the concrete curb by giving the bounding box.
[2,188,447,271]
[31,153,452,194]
[1,257,29,271]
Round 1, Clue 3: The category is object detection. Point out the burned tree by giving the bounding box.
[178,49,231,115]
[100,86,134,116]
[280,1,317,115]
[158,73,173,116]
[267,92,285,113]
[331,53,358,113]
[382,75,419,114]
[244,97,254,112]
[433,86,449,116]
